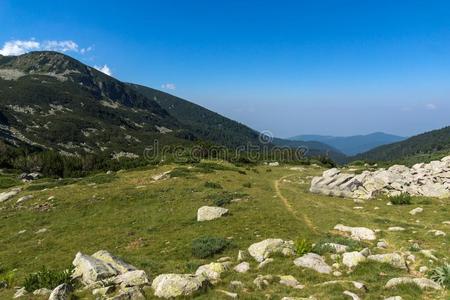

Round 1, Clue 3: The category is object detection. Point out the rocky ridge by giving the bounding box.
[310,156,450,199]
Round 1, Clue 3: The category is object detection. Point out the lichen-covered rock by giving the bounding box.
[151,274,207,298]
[334,224,376,241]
[248,238,295,262]
[367,253,407,269]
[113,270,149,287]
[197,206,229,221]
[294,253,332,274]
[342,251,366,268]
[195,262,228,284]
[385,277,442,290]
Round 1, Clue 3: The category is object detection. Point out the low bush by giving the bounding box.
[209,192,248,207]
[242,182,252,188]
[23,266,73,292]
[429,263,450,288]
[389,193,412,205]
[295,238,312,256]
[204,181,223,189]
[191,236,230,258]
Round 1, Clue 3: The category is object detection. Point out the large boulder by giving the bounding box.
[334,224,376,241]
[92,250,137,273]
[294,253,332,274]
[72,252,118,284]
[151,274,207,298]
[197,206,228,222]
[248,239,295,262]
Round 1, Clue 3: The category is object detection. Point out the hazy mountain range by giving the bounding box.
[290,132,406,156]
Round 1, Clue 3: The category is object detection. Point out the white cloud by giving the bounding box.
[0,39,92,56]
[0,40,40,56]
[426,103,437,110]
[94,64,112,76]
[161,83,176,90]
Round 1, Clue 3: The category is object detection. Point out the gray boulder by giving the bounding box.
[197,206,229,221]
[151,274,207,298]
[294,253,332,274]
[248,238,295,262]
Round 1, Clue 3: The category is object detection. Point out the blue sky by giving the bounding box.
[1,0,450,138]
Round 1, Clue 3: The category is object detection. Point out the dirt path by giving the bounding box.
[274,174,319,234]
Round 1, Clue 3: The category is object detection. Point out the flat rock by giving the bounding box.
[334,224,376,241]
[409,207,423,215]
[367,253,407,269]
[248,238,295,262]
[294,253,332,274]
[151,274,207,298]
[197,206,229,221]
[16,195,33,204]
[233,262,250,273]
[385,277,442,290]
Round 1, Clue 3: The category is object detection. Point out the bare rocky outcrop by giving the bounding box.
[310,157,450,199]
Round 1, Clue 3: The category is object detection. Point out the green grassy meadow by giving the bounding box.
[0,162,448,299]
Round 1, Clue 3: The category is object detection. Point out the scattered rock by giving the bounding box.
[268,162,279,167]
[377,240,388,249]
[16,195,34,204]
[151,274,207,298]
[343,290,361,300]
[323,243,349,253]
[385,277,442,290]
[409,207,423,215]
[113,270,149,287]
[233,262,250,273]
[257,258,274,269]
[420,249,438,260]
[248,239,295,262]
[197,206,229,222]
[342,251,366,268]
[217,289,238,298]
[279,275,304,289]
[49,283,72,300]
[367,253,407,269]
[388,227,405,232]
[428,229,446,236]
[195,262,229,284]
[32,288,52,296]
[0,188,21,203]
[294,253,332,274]
[334,224,376,241]
[237,250,247,261]
[13,287,27,298]
[35,228,48,234]
[253,274,275,289]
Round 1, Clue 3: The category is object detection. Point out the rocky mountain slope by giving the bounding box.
[0,51,340,161]
[291,132,406,156]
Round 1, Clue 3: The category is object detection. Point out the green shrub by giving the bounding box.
[389,193,412,205]
[295,238,312,256]
[242,182,252,188]
[210,192,248,207]
[23,266,73,292]
[429,263,450,288]
[0,270,16,288]
[204,181,223,189]
[191,236,230,258]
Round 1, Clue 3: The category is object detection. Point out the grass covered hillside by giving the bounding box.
[0,161,448,299]
[354,126,450,165]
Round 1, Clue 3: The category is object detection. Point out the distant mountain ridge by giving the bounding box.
[353,126,450,163]
[290,132,406,156]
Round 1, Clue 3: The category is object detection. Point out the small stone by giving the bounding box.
[217,289,238,298]
[377,240,388,249]
[333,271,342,277]
[419,266,428,273]
[343,290,361,300]
[14,287,27,298]
[234,262,250,273]
[217,257,231,262]
[33,288,51,296]
[258,258,274,269]
[237,250,247,261]
[384,297,402,300]
[409,207,423,215]
[388,227,405,232]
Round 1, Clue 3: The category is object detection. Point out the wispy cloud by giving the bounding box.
[425,103,437,110]
[0,39,92,56]
[161,83,176,90]
[94,64,112,76]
